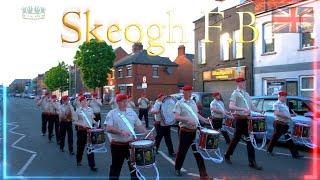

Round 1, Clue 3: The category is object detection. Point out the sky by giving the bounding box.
[0,0,239,86]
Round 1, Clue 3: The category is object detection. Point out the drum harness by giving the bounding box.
[118,113,159,180]
[80,109,107,154]
[237,91,267,150]
[181,102,223,163]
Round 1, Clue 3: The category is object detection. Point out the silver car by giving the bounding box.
[251,96,320,148]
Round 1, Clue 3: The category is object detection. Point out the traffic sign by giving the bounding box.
[142,83,147,89]
[143,76,146,83]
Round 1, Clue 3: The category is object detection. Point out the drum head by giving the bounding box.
[131,140,153,146]
[160,96,177,125]
[201,128,219,135]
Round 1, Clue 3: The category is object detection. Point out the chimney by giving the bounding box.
[132,42,143,53]
[178,45,185,56]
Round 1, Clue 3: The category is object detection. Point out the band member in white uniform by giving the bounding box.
[88,92,103,128]
[37,91,50,136]
[46,94,60,143]
[105,94,151,180]
[73,96,99,171]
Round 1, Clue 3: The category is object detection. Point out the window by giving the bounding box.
[119,86,125,94]
[111,69,115,79]
[300,10,315,48]
[233,30,243,59]
[152,65,159,77]
[118,68,123,78]
[263,23,274,53]
[262,99,277,112]
[126,65,132,77]
[220,33,230,61]
[288,99,310,116]
[198,39,206,64]
[300,76,314,91]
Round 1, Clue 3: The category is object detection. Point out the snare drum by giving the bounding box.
[87,128,105,145]
[130,139,156,167]
[249,116,266,133]
[198,128,220,150]
[293,123,310,138]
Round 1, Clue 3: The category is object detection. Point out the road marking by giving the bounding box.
[17,154,37,175]
[7,123,37,175]
[158,150,187,172]
[187,173,199,177]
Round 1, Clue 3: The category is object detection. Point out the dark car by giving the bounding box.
[170,92,214,118]
[251,95,320,147]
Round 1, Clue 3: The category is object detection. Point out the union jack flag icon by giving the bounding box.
[272,7,314,33]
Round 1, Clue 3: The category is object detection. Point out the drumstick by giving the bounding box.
[207,117,213,129]
[145,127,155,138]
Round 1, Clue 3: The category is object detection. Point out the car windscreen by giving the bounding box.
[201,94,213,108]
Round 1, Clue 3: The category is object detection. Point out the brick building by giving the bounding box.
[193,1,255,105]
[173,45,195,91]
[114,43,179,103]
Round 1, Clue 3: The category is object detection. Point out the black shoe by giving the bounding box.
[90,167,98,172]
[70,151,75,155]
[249,162,263,170]
[60,149,64,152]
[42,133,45,136]
[77,162,82,166]
[267,151,274,156]
[293,155,304,159]
[224,154,232,164]
[175,170,182,176]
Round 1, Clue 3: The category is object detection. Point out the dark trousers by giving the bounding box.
[94,113,101,128]
[76,130,95,168]
[267,121,299,156]
[175,128,207,177]
[59,121,73,152]
[155,122,174,154]
[48,114,60,142]
[225,118,256,163]
[139,108,149,128]
[211,119,231,143]
[109,143,138,180]
[41,113,49,134]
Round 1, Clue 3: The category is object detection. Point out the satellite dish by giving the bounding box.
[165,67,173,74]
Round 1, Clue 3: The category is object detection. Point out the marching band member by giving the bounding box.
[109,91,119,110]
[105,94,151,180]
[73,96,99,171]
[58,95,75,155]
[173,85,211,179]
[73,92,83,110]
[267,91,304,159]
[210,92,231,144]
[138,92,150,129]
[46,94,60,143]
[151,93,175,156]
[37,91,50,136]
[88,92,103,128]
[127,95,136,110]
[224,77,264,170]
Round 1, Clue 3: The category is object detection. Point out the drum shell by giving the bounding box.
[130,140,156,167]
[198,129,220,150]
[249,117,267,132]
[293,124,310,138]
[225,117,236,128]
[88,129,105,144]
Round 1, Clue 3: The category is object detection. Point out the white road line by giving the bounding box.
[7,123,37,175]
[158,150,187,172]
[17,154,37,175]
[187,173,200,177]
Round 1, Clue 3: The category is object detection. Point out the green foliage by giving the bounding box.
[74,39,115,89]
[43,61,69,92]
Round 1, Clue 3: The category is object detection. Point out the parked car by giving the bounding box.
[170,92,214,119]
[251,95,320,147]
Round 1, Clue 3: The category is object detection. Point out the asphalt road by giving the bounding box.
[1,97,319,180]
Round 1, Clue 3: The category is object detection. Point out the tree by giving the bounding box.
[74,39,115,93]
[43,61,69,93]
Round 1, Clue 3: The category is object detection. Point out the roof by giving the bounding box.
[10,79,30,85]
[114,50,178,67]
[185,54,194,64]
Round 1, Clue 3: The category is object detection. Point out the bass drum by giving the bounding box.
[160,96,177,125]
